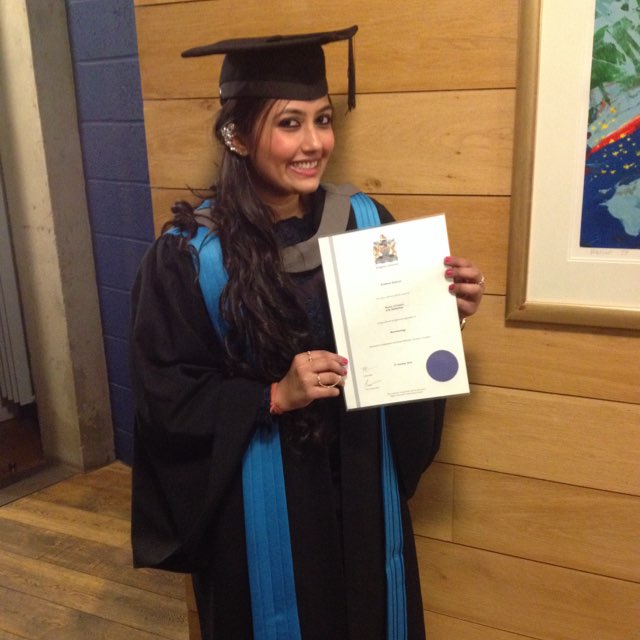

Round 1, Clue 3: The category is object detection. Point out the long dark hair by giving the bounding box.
[169,98,310,383]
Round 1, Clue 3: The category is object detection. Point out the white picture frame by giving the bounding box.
[507,0,640,331]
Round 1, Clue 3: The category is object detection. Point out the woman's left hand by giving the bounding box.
[444,256,485,320]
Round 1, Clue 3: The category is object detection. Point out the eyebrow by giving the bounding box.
[276,104,334,117]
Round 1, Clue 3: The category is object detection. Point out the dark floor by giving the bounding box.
[0,461,189,639]
[0,405,45,488]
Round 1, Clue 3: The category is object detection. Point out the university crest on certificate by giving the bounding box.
[319,214,469,410]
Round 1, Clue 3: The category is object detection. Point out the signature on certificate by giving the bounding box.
[361,365,382,390]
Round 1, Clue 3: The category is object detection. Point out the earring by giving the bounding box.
[221,122,239,154]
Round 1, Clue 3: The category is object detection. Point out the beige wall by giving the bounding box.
[134,1,640,637]
[0,0,114,470]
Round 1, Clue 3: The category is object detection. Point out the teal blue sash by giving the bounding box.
[175,190,407,639]
[351,193,408,640]
[172,225,302,639]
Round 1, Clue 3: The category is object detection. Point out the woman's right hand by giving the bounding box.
[273,350,349,412]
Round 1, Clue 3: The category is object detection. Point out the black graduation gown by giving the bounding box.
[130,188,445,639]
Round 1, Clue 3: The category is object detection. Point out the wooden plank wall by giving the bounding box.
[134,1,640,638]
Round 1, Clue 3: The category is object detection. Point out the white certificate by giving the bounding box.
[319,214,469,410]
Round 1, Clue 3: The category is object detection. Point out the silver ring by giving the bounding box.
[307,350,313,362]
[478,275,485,287]
[317,374,341,388]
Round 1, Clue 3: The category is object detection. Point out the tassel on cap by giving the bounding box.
[347,33,356,110]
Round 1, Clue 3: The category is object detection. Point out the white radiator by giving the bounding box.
[0,161,34,406]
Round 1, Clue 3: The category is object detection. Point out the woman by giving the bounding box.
[130,26,484,640]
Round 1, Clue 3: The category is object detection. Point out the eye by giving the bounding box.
[316,113,333,127]
[277,118,300,129]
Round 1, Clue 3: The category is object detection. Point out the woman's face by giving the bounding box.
[248,97,335,202]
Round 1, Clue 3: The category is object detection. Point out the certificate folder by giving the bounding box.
[319,214,469,410]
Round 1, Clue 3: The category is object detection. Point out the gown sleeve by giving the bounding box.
[130,234,265,572]
[368,198,447,499]
[385,399,445,499]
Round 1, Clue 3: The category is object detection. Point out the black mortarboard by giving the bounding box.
[182,25,358,110]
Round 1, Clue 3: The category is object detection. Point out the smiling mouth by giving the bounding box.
[290,160,320,170]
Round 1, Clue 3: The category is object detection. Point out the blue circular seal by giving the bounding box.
[426,350,459,382]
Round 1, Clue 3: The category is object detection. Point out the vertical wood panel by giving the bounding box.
[462,296,640,404]
[440,385,640,495]
[413,464,640,583]
[134,2,640,638]
[410,462,454,541]
[424,611,537,640]
[143,91,515,195]
[375,194,510,294]
[328,91,515,195]
[418,537,640,640]
[185,577,201,640]
[149,189,510,293]
[453,467,640,581]
[135,0,517,98]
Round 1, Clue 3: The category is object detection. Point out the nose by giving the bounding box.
[301,123,322,152]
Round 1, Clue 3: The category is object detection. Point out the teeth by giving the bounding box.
[292,160,318,169]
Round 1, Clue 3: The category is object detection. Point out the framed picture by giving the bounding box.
[507,0,640,330]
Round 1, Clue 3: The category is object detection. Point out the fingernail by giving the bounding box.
[444,256,452,265]
[449,283,455,292]
[340,357,349,365]
[445,269,454,277]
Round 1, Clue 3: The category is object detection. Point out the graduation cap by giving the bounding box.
[182,25,358,110]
